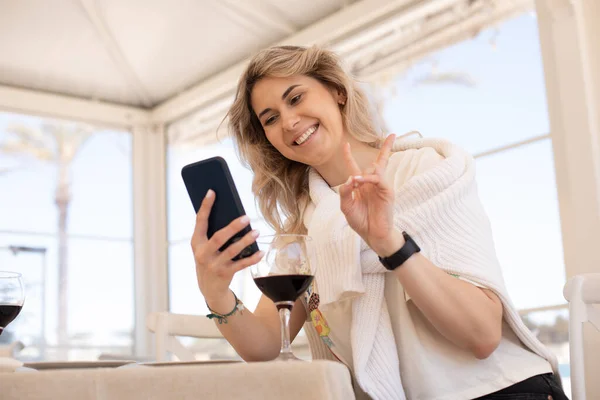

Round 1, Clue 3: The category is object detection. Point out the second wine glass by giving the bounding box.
[251,234,314,361]
[0,272,25,336]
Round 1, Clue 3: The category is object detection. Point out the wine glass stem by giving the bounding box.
[279,307,293,356]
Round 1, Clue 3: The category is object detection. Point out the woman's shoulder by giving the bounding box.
[387,145,445,179]
[392,145,444,161]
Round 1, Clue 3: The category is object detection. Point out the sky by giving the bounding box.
[0,11,567,359]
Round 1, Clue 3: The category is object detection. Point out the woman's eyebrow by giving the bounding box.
[258,84,303,119]
[281,84,301,100]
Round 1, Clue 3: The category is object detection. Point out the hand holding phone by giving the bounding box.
[184,157,263,307]
[182,156,259,261]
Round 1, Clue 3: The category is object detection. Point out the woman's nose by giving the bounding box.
[282,111,300,132]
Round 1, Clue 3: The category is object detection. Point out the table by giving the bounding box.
[0,360,355,399]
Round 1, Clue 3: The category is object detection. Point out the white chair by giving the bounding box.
[563,273,600,400]
[0,340,24,358]
[146,312,225,362]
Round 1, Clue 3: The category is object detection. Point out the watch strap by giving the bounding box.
[378,232,420,271]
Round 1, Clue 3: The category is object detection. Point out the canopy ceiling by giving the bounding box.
[0,0,532,134]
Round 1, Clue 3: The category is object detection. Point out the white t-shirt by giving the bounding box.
[308,147,552,400]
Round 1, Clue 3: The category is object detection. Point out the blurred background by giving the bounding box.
[1,0,599,398]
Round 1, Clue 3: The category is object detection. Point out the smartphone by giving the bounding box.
[181,156,259,261]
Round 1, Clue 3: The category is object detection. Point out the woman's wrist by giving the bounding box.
[204,290,236,315]
[371,230,406,258]
[206,291,245,324]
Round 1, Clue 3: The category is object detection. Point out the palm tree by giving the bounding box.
[412,70,477,87]
[411,60,477,88]
[0,122,92,350]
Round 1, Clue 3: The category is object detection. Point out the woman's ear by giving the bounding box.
[337,89,347,106]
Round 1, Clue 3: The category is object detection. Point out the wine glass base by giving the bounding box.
[274,352,303,362]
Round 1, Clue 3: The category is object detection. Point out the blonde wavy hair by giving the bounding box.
[226,45,382,234]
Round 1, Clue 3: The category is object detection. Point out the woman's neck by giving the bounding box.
[314,138,381,187]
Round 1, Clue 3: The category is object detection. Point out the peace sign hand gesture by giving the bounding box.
[339,134,404,256]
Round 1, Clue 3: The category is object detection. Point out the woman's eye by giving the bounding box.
[265,115,277,125]
[290,94,302,105]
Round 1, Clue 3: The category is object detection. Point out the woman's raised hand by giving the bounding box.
[339,134,399,255]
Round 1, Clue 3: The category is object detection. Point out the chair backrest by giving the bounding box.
[146,312,224,362]
[0,340,24,358]
[563,273,600,400]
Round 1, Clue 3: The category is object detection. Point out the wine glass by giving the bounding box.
[251,234,314,361]
[0,272,25,336]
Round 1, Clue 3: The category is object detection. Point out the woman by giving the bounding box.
[190,45,568,400]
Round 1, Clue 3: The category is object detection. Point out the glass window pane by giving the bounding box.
[68,132,133,238]
[0,114,58,234]
[67,239,134,344]
[476,139,566,309]
[382,13,549,155]
[167,137,269,314]
[0,112,134,361]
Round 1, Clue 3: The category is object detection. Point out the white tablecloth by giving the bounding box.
[0,360,355,400]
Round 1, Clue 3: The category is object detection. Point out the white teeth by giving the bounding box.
[295,125,317,145]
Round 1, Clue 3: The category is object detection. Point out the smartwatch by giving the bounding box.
[378,232,420,271]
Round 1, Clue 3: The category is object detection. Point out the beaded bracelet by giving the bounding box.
[206,291,245,324]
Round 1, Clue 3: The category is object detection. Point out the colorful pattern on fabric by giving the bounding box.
[305,282,336,350]
[310,309,334,347]
[308,292,320,312]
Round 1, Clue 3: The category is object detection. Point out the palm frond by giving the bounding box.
[1,124,57,164]
[0,139,55,161]
[6,124,54,150]
[413,71,477,88]
[48,123,93,163]
[1,122,94,165]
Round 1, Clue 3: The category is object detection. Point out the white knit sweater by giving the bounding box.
[302,138,559,400]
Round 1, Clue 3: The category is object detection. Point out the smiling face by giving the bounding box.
[250,75,347,167]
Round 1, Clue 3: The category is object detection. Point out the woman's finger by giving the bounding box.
[217,228,261,263]
[192,189,215,246]
[339,176,356,195]
[353,175,381,185]
[231,249,266,273]
[352,174,393,198]
[207,215,252,253]
[374,134,396,171]
[343,142,363,176]
[339,176,358,212]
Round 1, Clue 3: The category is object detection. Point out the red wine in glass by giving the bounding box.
[253,274,314,310]
[251,234,314,361]
[0,272,25,335]
[0,305,23,335]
